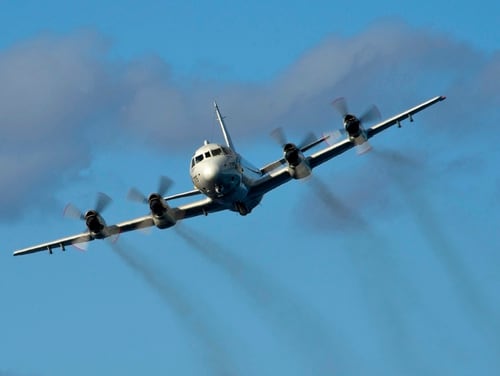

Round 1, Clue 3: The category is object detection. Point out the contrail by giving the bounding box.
[109,242,237,376]
[372,149,500,359]
[175,223,346,375]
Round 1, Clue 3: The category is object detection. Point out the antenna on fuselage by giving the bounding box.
[214,101,236,152]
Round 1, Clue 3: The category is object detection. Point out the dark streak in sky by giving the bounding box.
[109,242,237,376]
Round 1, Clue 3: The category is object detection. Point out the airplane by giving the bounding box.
[13,95,446,256]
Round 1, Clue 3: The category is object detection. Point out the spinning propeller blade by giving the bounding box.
[127,176,174,205]
[331,97,348,118]
[63,203,84,220]
[329,97,381,153]
[95,192,112,214]
[158,176,173,197]
[63,192,112,221]
[359,105,381,124]
[270,127,287,147]
[127,188,148,204]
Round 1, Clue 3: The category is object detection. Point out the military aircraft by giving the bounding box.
[13,95,445,256]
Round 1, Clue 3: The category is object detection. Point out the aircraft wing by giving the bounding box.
[250,95,446,197]
[12,198,228,256]
[366,95,445,138]
[13,233,93,256]
[174,197,228,219]
[111,198,227,232]
[310,95,446,168]
[164,188,202,201]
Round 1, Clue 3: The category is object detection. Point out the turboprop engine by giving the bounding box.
[283,142,312,179]
[332,97,381,155]
[127,176,177,229]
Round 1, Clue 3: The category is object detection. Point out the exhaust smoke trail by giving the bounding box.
[109,242,237,376]
[174,224,345,375]
[372,149,500,359]
[305,176,434,375]
[307,176,369,231]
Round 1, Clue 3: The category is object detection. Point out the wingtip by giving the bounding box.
[440,95,447,100]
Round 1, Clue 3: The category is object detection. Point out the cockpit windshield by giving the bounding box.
[191,145,232,167]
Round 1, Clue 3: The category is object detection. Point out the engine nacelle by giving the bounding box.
[84,210,107,238]
[283,143,312,179]
[148,194,177,229]
[344,114,368,146]
[344,114,361,138]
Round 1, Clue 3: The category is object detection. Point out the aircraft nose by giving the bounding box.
[202,163,220,182]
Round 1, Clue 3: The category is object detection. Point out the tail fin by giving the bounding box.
[214,102,236,152]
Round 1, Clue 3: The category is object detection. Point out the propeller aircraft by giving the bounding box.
[13,95,446,256]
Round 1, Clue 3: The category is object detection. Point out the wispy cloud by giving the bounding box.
[0,22,498,218]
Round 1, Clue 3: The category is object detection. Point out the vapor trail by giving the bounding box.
[109,242,236,376]
[175,224,344,375]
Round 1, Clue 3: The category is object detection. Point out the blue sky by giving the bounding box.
[1,1,499,375]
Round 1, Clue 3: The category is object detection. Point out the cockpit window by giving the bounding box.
[221,146,231,155]
[205,151,211,158]
[195,154,204,163]
[212,148,222,156]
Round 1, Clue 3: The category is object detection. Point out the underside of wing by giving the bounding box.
[114,215,155,234]
[173,197,227,220]
[308,138,354,169]
[248,166,293,198]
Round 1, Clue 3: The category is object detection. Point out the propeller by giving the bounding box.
[328,97,381,154]
[271,127,318,150]
[331,97,349,118]
[127,176,174,234]
[62,192,113,251]
[359,104,381,125]
[127,176,173,204]
[63,192,112,220]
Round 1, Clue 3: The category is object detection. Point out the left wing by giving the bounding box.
[366,95,446,139]
[310,95,446,169]
[249,95,446,198]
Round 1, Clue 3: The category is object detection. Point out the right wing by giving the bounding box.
[111,196,228,233]
[12,197,228,256]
